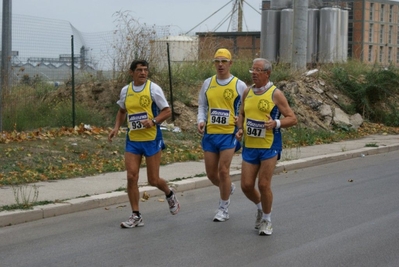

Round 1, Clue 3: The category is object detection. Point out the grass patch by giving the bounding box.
[0,127,202,186]
[365,143,378,147]
[169,172,207,182]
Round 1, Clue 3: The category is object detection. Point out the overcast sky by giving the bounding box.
[4,0,263,34]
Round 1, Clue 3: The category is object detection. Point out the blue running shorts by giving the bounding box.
[125,137,166,157]
[242,147,281,165]
[202,133,240,153]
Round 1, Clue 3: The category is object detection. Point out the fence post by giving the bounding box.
[71,35,76,128]
[1,0,12,131]
[167,43,175,121]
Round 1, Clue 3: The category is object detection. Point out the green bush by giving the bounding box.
[2,98,106,131]
[329,61,399,126]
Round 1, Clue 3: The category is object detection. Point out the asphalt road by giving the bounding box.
[1,151,398,267]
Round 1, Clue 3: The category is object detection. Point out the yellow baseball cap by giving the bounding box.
[214,48,232,60]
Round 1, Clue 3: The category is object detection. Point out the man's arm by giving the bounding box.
[236,87,250,141]
[273,89,297,128]
[108,108,127,141]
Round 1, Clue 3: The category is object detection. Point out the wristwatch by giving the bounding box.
[152,118,157,125]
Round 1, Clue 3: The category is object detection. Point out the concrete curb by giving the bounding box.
[1,144,398,227]
[275,143,399,173]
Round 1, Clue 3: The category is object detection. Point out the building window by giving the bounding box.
[380,25,384,43]
[389,26,392,44]
[348,45,352,58]
[379,46,384,63]
[368,45,373,62]
[348,23,353,42]
[380,4,384,22]
[370,3,374,21]
[369,23,373,42]
[389,5,393,23]
[348,3,353,20]
[388,47,392,62]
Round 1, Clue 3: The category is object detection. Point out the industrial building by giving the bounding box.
[197,0,399,66]
[349,0,399,65]
[261,0,399,65]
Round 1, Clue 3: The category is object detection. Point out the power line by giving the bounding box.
[185,0,233,34]
[185,0,261,34]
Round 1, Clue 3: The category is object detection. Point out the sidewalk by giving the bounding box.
[1,134,398,227]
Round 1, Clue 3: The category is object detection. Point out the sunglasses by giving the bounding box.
[213,59,231,64]
[249,68,267,73]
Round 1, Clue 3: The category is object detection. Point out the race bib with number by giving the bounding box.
[128,112,148,130]
[246,118,266,138]
[209,108,230,125]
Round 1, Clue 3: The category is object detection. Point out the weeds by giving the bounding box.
[11,184,39,209]
[365,143,378,147]
[329,61,399,126]
[169,172,207,182]
[113,186,127,192]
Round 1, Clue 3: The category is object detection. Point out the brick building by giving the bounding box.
[349,0,399,65]
[195,31,261,60]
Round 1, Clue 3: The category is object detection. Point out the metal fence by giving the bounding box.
[1,14,116,85]
[0,11,187,131]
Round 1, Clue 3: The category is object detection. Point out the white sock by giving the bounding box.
[256,202,262,210]
[220,199,230,210]
[262,212,271,222]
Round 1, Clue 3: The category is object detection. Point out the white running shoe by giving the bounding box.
[213,209,229,222]
[166,188,180,215]
[230,183,236,195]
[120,215,144,228]
[258,219,273,236]
[254,209,263,229]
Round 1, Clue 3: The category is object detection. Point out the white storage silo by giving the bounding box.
[336,9,343,62]
[340,9,348,62]
[150,35,198,68]
[307,9,319,64]
[319,7,340,63]
[279,9,293,63]
[261,9,281,62]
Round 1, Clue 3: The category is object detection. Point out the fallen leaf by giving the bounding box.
[142,191,150,200]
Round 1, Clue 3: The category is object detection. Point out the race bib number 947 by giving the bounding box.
[128,112,148,130]
[246,118,266,138]
[210,108,230,125]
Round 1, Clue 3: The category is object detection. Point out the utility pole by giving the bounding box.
[231,0,244,32]
[237,0,243,32]
[292,0,308,70]
[1,0,12,131]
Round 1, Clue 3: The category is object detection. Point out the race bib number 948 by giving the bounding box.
[246,118,266,138]
[210,108,230,125]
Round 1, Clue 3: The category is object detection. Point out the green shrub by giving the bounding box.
[2,96,107,131]
[329,61,399,126]
[270,64,295,82]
